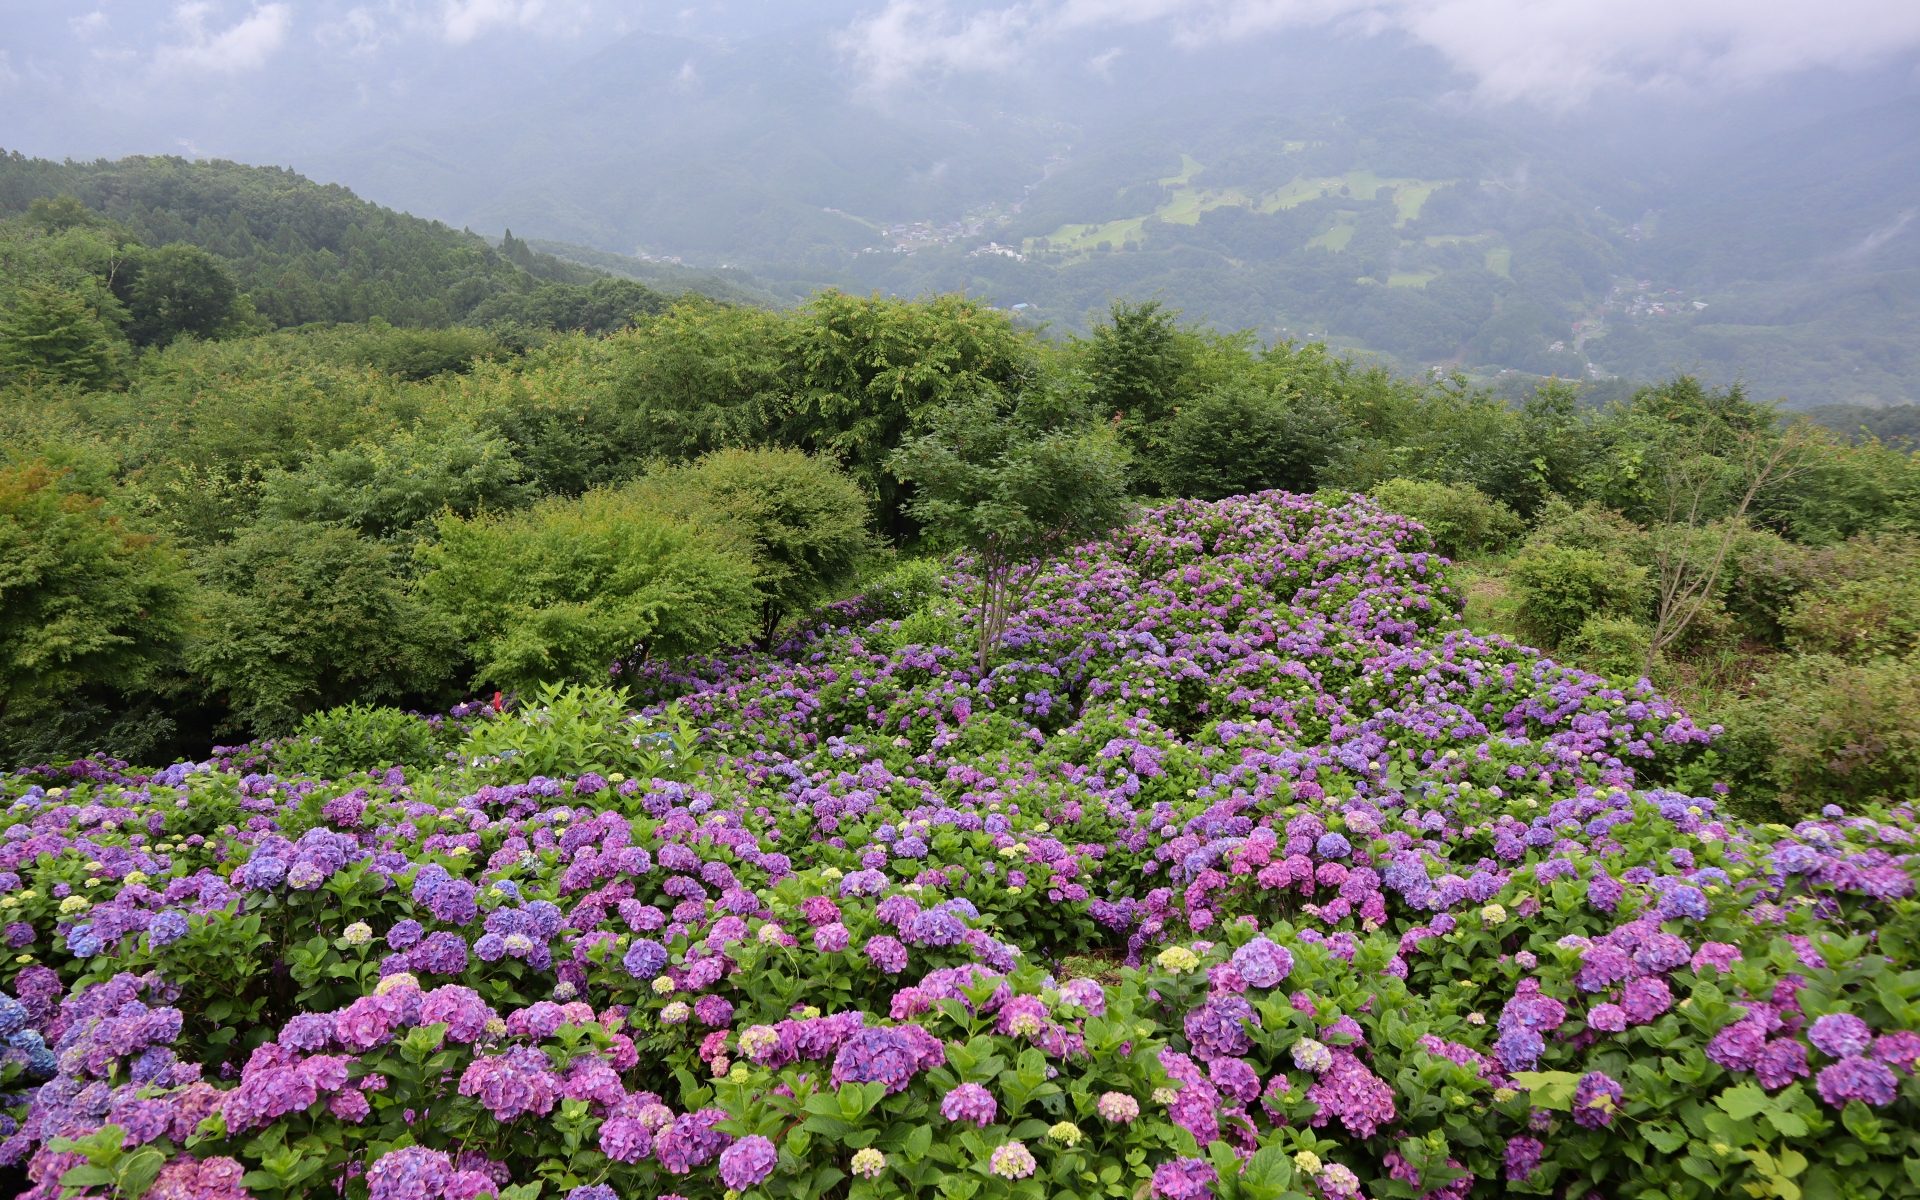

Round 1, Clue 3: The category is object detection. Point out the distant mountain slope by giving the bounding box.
[0,152,616,328]
[524,239,807,309]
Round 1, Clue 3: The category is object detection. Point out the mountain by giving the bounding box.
[0,153,751,331]
[247,18,1917,406]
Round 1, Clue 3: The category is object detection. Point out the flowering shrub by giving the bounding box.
[1,491,1915,1200]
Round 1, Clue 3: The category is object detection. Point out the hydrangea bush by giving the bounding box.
[1,492,1915,1200]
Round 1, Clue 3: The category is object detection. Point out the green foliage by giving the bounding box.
[0,283,123,388]
[1783,578,1920,662]
[632,448,876,645]
[418,488,760,692]
[1508,544,1649,649]
[0,463,189,728]
[1085,299,1196,437]
[1369,478,1523,558]
[0,157,602,329]
[348,324,507,380]
[1154,384,1348,499]
[1728,652,1920,816]
[891,382,1131,671]
[188,521,452,734]
[258,422,533,543]
[273,704,449,777]
[452,683,697,783]
[1564,615,1655,682]
[776,291,1036,535]
[124,242,244,346]
[865,558,946,621]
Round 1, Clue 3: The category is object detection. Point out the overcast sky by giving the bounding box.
[5,0,1919,120]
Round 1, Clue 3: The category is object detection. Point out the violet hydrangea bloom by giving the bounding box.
[1809,1013,1873,1059]
[940,1083,997,1126]
[1572,1071,1624,1128]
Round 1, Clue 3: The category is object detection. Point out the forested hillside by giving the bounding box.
[0,153,702,333]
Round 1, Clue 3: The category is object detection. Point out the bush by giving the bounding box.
[1563,615,1654,682]
[418,486,760,691]
[272,703,449,778]
[0,463,189,749]
[1508,544,1649,648]
[865,557,946,620]
[629,448,876,645]
[188,521,454,734]
[1369,477,1523,558]
[1154,384,1349,499]
[1735,652,1920,815]
[452,682,697,783]
[1783,576,1920,661]
[258,422,534,543]
[1718,526,1817,647]
[1526,498,1650,562]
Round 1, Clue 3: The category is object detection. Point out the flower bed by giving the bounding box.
[1,492,1915,1200]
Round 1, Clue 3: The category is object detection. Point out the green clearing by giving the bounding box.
[1387,270,1441,289]
[1308,214,1357,251]
[1029,158,1450,255]
[1485,245,1512,276]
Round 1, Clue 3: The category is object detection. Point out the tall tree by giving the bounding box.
[890,383,1131,673]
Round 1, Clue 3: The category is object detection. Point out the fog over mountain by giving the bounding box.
[6,0,1919,404]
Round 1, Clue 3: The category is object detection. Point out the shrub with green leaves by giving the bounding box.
[1154,385,1348,500]
[188,520,453,734]
[272,703,451,777]
[0,462,189,751]
[1509,544,1649,648]
[1730,651,1920,816]
[258,422,534,543]
[452,682,698,783]
[630,448,875,646]
[1369,477,1524,558]
[418,487,759,691]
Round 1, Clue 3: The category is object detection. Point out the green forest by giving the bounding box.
[4,155,1920,819]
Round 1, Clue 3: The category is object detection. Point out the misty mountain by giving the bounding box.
[5,2,1915,405]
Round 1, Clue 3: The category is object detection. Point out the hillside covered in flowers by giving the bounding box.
[2,492,1915,1200]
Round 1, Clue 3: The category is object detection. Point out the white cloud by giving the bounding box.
[153,3,293,75]
[840,0,1920,105]
[69,11,112,39]
[438,0,597,43]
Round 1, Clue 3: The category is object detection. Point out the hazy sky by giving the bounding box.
[4,0,1919,133]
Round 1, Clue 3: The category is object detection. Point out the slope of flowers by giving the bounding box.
[1,492,1916,1200]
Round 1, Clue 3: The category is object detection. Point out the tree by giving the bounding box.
[258,423,533,543]
[1154,383,1349,499]
[889,383,1132,673]
[1642,424,1809,671]
[0,463,190,732]
[188,521,454,734]
[125,243,241,345]
[631,448,876,646]
[774,291,1034,537]
[1083,300,1195,461]
[0,284,122,388]
[417,487,760,692]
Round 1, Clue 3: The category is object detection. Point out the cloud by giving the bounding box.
[836,0,1040,90]
[153,3,293,75]
[438,0,597,44]
[839,0,1920,105]
[69,11,111,39]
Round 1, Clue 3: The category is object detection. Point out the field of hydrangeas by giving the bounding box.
[2,491,1917,1200]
